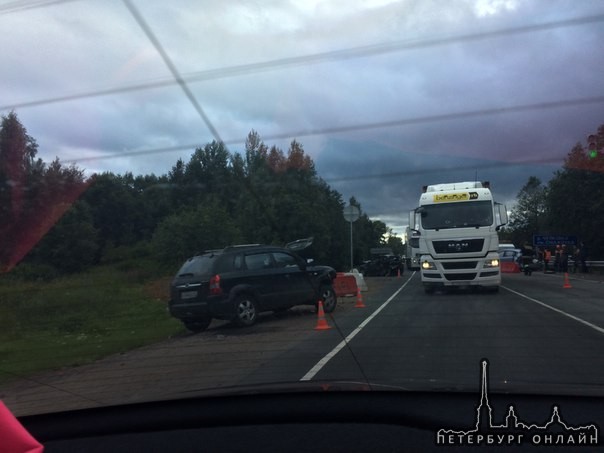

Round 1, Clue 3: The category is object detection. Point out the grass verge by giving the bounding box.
[0,264,183,385]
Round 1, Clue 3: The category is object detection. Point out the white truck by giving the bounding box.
[405,226,421,270]
[409,181,508,293]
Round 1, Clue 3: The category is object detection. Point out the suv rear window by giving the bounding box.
[177,255,216,276]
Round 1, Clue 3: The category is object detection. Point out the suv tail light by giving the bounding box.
[209,274,222,295]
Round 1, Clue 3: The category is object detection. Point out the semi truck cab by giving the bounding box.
[409,181,508,293]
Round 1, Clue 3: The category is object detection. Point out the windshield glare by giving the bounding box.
[420,201,493,230]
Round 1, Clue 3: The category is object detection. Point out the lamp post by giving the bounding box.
[343,204,360,271]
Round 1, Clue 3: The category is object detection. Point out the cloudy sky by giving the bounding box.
[2,0,604,235]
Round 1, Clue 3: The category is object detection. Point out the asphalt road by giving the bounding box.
[3,272,604,417]
[308,272,604,396]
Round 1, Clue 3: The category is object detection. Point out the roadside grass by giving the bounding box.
[0,263,184,385]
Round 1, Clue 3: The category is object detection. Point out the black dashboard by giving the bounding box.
[18,391,603,452]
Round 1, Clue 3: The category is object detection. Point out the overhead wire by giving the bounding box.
[0,0,80,14]
[121,0,222,144]
[3,3,604,181]
[62,95,604,166]
[2,13,604,111]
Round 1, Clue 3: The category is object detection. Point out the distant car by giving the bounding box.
[168,241,336,332]
[360,254,404,277]
[498,248,522,262]
[499,248,542,274]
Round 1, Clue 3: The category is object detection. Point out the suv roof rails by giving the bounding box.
[201,249,224,255]
[222,243,264,251]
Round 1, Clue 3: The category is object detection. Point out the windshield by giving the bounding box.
[421,201,493,230]
[2,0,604,439]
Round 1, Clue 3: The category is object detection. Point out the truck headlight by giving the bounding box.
[422,260,436,270]
[484,259,499,268]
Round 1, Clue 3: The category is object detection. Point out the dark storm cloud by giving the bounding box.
[315,137,560,233]
[2,0,604,230]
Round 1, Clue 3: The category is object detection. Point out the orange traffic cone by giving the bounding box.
[315,300,331,330]
[563,272,572,289]
[355,288,366,308]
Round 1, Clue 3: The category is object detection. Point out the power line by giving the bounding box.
[122,0,222,144]
[0,0,80,14]
[62,95,604,164]
[3,12,604,112]
[323,159,561,184]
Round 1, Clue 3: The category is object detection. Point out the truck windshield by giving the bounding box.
[420,200,493,230]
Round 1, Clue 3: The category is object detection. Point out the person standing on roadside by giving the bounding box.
[520,242,535,276]
[560,245,569,273]
[572,246,579,273]
[544,248,552,272]
[579,242,588,273]
[554,245,561,273]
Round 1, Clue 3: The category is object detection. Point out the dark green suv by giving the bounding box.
[168,241,337,332]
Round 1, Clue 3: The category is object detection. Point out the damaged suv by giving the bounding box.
[168,239,336,332]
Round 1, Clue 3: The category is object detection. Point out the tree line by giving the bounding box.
[0,112,402,278]
[505,123,604,259]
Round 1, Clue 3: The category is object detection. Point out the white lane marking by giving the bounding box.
[502,285,604,335]
[300,273,415,381]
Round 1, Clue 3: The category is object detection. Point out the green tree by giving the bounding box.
[29,200,99,273]
[83,172,144,252]
[1,113,89,272]
[546,124,604,257]
[385,231,405,255]
[0,112,39,269]
[152,200,242,266]
[507,176,548,246]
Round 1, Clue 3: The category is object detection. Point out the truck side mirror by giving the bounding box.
[495,203,508,230]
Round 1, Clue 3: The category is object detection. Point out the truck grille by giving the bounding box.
[445,273,477,281]
[441,261,478,270]
[433,239,484,254]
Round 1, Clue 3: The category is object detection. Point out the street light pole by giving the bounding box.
[350,218,353,271]
[343,204,360,272]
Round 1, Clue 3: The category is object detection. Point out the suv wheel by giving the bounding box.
[319,284,337,313]
[235,294,258,327]
[184,318,211,333]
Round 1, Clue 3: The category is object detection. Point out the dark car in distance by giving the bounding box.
[498,248,522,263]
[169,242,337,332]
[359,254,404,277]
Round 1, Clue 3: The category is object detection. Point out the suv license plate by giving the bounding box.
[181,291,198,300]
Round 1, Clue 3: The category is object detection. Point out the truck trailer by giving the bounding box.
[409,181,508,293]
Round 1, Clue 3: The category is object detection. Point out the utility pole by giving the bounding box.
[343,204,360,271]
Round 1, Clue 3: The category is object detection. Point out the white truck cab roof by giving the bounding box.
[423,181,489,192]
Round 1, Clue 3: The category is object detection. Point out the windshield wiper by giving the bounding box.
[178,272,195,277]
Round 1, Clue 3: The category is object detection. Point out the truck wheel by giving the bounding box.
[184,318,211,333]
